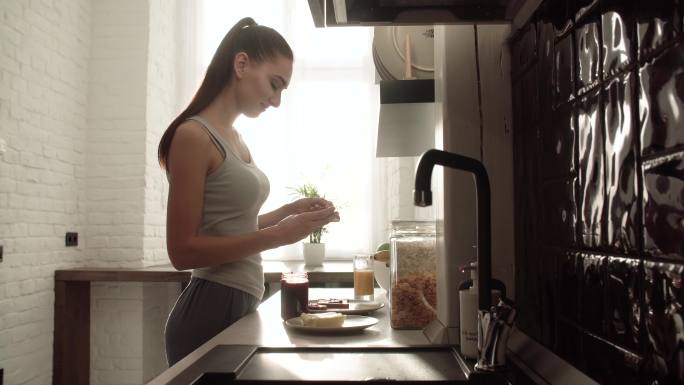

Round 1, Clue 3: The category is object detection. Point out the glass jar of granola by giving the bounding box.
[389,220,437,329]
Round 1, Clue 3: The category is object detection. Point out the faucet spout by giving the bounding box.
[414,149,492,311]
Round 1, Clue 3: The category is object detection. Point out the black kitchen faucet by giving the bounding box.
[414,149,516,373]
[414,148,492,311]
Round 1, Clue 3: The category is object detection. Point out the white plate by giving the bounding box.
[308,301,385,315]
[285,315,378,333]
[373,44,396,81]
[373,260,390,292]
[373,25,435,80]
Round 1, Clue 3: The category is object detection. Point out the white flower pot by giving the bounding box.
[302,243,325,266]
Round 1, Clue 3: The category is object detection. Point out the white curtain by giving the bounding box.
[196,0,381,260]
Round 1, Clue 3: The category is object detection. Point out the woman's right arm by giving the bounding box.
[165,122,334,271]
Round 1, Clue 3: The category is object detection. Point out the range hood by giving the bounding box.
[376,79,435,158]
[308,0,527,27]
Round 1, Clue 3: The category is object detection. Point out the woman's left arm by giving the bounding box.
[258,197,335,229]
[258,203,294,229]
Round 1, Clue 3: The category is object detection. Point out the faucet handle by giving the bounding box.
[491,298,516,324]
[475,299,517,373]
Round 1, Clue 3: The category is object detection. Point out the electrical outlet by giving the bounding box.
[65,232,78,247]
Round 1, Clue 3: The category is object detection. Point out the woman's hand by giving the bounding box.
[275,206,340,245]
[288,197,334,215]
[258,198,339,230]
[289,197,340,222]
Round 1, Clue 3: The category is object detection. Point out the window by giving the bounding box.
[197,1,380,259]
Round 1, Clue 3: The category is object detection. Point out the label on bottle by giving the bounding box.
[459,289,479,359]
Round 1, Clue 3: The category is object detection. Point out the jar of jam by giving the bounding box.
[280,272,309,320]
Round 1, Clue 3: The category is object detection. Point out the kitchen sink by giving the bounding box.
[169,345,512,384]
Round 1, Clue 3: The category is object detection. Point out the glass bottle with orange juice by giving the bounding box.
[353,254,374,301]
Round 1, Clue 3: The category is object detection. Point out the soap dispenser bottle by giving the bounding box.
[458,262,506,359]
[458,262,480,359]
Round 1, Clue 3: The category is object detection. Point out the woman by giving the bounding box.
[158,17,339,366]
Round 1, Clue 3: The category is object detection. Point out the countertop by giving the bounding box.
[53,261,355,385]
[147,288,432,384]
[55,260,353,284]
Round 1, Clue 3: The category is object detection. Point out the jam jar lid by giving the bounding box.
[281,271,308,282]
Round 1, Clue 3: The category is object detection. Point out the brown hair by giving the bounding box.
[158,17,293,169]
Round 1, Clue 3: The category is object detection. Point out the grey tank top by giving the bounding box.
[186,116,270,300]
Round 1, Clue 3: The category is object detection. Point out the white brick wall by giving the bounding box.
[143,0,175,267]
[0,0,91,384]
[86,0,148,268]
[91,283,145,384]
[88,0,180,384]
[0,0,182,384]
[141,2,179,378]
[90,281,181,385]
[87,1,149,382]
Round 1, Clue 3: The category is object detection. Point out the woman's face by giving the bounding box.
[236,53,293,118]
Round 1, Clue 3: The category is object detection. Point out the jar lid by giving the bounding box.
[281,271,308,281]
[390,220,435,234]
[391,220,436,236]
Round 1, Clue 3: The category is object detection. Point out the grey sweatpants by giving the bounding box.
[164,277,260,367]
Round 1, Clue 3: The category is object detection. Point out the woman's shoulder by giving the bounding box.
[174,119,213,147]
[176,118,205,135]
[169,119,215,159]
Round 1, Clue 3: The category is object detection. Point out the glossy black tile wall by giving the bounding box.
[643,155,684,258]
[605,257,641,352]
[639,41,684,158]
[576,17,601,93]
[511,0,684,383]
[643,261,684,383]
[577,89,605,248]
[542,102,576,178]
[636,1,680,60]
[554,34,576,107]
[602,1,635,77]
[604,73,639,253]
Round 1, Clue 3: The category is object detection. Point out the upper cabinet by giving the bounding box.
[307,0,535,27]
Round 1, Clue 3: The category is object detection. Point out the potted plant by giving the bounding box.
[292,183,327,266]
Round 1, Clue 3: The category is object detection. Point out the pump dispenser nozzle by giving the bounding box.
[460,262,479,284]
